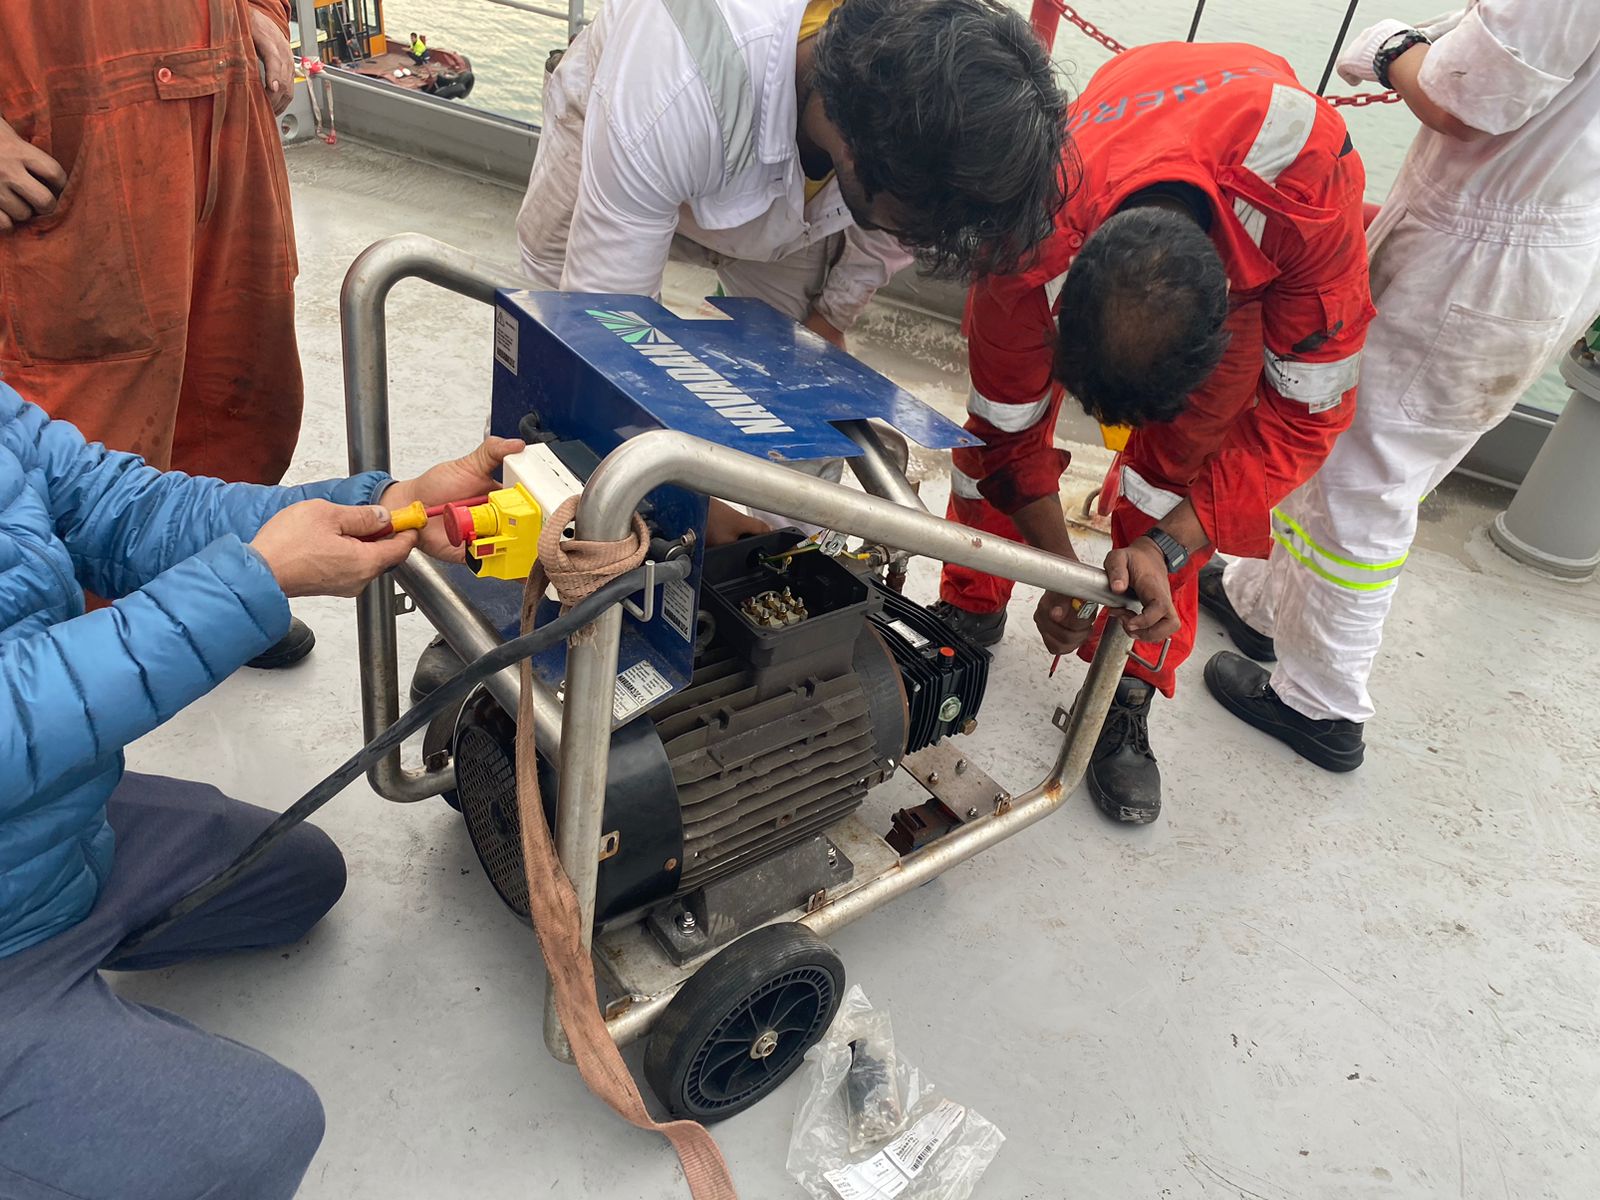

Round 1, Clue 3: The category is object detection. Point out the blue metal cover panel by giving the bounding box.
[479,291,978,726]
[491,291,978,460]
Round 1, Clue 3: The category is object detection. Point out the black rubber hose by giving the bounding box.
[114,557,690,958]
[1318,0,1364,96]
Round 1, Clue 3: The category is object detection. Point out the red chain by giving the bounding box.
[1055,2,1131,56]
[1049,1,1402,107]
[1326,90,1404,107]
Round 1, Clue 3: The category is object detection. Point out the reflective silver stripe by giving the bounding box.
[1263,348,1361,413]
[1271,509,1406,591]
[967,386,1050,434]
[659,0,757,179]
[1120,466,1182,520]
[1233,84,1318,246]
[950,464,983,500]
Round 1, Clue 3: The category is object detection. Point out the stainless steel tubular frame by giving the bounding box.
[837,419,927,514]
[343,234,533,802]
[545,430,1137,1058]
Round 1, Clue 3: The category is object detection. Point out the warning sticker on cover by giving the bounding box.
[494,308,519,375]
[613,659,671,720]
[661,577,696,643]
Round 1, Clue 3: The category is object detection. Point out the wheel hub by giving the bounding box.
[750,1030,779,1060]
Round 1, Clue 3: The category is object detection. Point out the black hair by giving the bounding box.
[810,0,1072,279]
[1052,207,1231,428]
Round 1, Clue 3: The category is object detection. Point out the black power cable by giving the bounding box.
[1318,0,1364,96]
[114,558,690,959]
[1185,0,1207,43]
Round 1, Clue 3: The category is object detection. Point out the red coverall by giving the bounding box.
[0,0,302,484]
[941,42,1374,696]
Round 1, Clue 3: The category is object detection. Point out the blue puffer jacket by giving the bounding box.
[0,383,389,958]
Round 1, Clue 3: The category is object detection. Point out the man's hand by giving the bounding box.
[802,309,847,350]
[1034,592,1098,655]
[381,436,526,561]
[248,8,297,116]
[252,502,418,598]
[706,499,772,546]
[0,120,65,233]
[1104,537,1181,642]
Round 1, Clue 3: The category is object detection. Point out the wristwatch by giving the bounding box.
[1373,28,1431,89]
[1142,526,1190,575]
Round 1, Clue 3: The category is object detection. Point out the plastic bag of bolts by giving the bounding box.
[787,986,1004,1199]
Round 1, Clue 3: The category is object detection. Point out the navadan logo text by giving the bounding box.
[586,309,794,435]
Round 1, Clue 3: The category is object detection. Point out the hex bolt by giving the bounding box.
[955,758,969,775]
[826,846,839,867]
[675,910,697,933]
[966,806,980,820]
[928,770,941,785]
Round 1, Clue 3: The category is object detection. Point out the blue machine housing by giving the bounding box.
[463,290,978,723]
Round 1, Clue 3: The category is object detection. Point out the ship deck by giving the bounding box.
[113,141,1600,1199]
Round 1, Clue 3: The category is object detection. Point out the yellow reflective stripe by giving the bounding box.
[1271,532,1401,592]
[1271,508,1406,591]
[1272,509,1407,572]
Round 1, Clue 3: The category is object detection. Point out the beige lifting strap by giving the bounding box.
[513,498,739,1200]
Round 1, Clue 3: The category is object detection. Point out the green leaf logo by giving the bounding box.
[586,308,672,345]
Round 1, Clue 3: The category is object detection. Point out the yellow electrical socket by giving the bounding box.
[465,483,545,580]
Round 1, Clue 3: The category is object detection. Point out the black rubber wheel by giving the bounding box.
[644,924,844,1123]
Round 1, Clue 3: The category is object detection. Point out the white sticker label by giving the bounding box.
[494,308,519,375]
[886,619,929,651]
[661,577,696,643]
[613,659,672,720]
[824,1154,908,1199]
[884,1101,965,1179]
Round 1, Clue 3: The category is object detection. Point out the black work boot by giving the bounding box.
[1197,563,1276,662]
[410,635,466,703]
[1204,651,1365,772]
[928,600,1006,648]
[1086,676,1162,825]
[247,617,315,670]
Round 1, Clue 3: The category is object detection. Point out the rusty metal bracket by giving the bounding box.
[901,742,1011,818]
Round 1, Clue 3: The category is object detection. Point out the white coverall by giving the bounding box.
[1223,0,1600,724]
[515,0,911,331]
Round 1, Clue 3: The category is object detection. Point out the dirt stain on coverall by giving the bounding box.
[0,0,303,485]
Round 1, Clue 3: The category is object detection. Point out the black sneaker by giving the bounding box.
[1085,676,1161,825]
[928,600,1006,648]
[1203,651,1365,772]
[1197,562,1276,662]
[247,617,315,670]
[410,635,465,703]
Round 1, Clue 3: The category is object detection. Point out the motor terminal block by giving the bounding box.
[444,483,544,580]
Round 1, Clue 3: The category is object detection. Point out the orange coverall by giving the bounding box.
[0,0,302,484]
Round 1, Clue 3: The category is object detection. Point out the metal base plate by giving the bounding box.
[898,741,1011,820]
[594,812,900,1006]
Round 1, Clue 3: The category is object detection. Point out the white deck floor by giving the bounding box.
[116,142,1600,1199]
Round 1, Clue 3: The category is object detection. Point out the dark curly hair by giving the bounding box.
[1053,208,1231,428]
[810,0,1072,279]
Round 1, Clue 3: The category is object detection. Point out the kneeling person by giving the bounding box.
[936,42,1374,824]
[0,381,519,1199]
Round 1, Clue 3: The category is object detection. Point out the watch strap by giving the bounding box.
[1374,29,1431,89]
[1144,526,1190,574]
